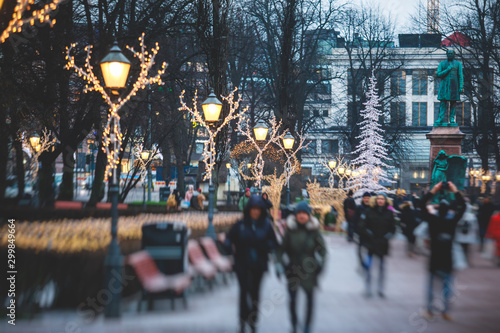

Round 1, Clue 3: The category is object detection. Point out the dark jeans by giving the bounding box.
[347,220,355,241]
[365,254,385,294]
[427,270,453,314]
[288,286,314,330]
[237,269,265,330]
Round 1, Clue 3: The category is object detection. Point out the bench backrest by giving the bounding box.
[199,237,221,261]
[127,250,160,285]
[188,240,207,264]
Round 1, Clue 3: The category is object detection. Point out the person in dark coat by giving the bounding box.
[355,192,372,270]
[477,197,496,252]
[343,190,357,242]
[420,181,466,321]
[277,201,327,333]
[400,201,419,257]
[224,195,278,333]
[359,192,396,298]
[261,192,273,219]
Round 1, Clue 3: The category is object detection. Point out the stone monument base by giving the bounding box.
[426,126,466,182]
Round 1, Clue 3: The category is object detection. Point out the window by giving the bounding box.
[347,70,363,96]
[412,102,427,126]
[390,71,406,96]
[303,140,317,154]
[304,110,310,118]
[434,102,448,123]
[347,102,361,126]
[321,140,339,155]
[412,71,428,95]
[390,102,406,126]
[313,109,320,117]
[323,110,329,117]
[456,102,471,126]
[196,143,204,154]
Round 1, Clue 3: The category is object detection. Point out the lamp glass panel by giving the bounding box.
[253,127,269,141]
[202,103,222,122]
[100,61,130,89]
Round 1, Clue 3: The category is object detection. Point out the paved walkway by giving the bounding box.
[4,234,500,333]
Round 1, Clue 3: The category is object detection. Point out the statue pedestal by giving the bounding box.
[426,126,466,182]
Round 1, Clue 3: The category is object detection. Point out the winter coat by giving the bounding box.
[197,193,206,211]
[226,196,278,274]
[420,191,466,273]
[238,195,250,211]
[359,203,396,257]
[400,203,419,242]
[454,204,479,244]
[477,202,496,235]
[355,202,371,243]
[343,196,356,222]
[278,215,327,292]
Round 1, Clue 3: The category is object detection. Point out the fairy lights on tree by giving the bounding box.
[1,0,64,43]
[348,72,393,196]
[133,144,158,182]
[277,131,309,188]
[178,88,247,183]
[65,33,166,179]
[322,157,355,189]
[236,115,285,189]
[18,129,56,181]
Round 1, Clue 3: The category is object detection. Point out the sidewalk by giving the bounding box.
[4,234,500,333]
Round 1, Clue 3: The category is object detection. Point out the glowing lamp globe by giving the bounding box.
[282,133,295,149]
[30,133,40,148]
[253,121,268,141]
[140,150,150,160]
[247,163,252,169]
[201,92,223,122]
[338,167,345,175]
[226,163,231,169]
[100,42,131,89]
[328,160,337,169]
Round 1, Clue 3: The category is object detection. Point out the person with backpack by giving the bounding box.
[420,181,466,321]
[224,195,278,333]
[277,201,327,333]
[400,201,419,257]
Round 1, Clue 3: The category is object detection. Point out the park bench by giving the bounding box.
[54,201,83,210]
[187,239,217,289]
[96,202,128,210]
[127,250,191,311]
[199,237,233,283]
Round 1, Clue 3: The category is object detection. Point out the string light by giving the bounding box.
[65,33,166,179]
[18,129,57,181]
[1,0,64,43]
[276,131,309,187]
[178,88,248,182]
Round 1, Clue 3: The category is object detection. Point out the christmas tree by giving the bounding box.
[348,71,393,196]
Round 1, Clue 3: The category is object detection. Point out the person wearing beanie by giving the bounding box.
[224,195,278,333]
[343,189,357,242]
[238,188,251,211]
[277,201,327,333]
[355,192,373,271]
[358,192,396,298]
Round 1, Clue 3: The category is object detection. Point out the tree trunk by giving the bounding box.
[14,140,25,199]
[88,144,106,206]
[58,145,75,200]
[39,156,55,207]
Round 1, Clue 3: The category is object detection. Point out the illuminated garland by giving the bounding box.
[0,0,64,43]
[276,131,309,186]
[321,156,356,190]
[307,179,347,229]
[18,128,56,181]
[133,144,158,181]
[178,88,247,182]
[65,33,166,179]
[236,115,286,188]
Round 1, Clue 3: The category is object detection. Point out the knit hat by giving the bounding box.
[377,192,388,199]
[245,188,250,192]
[362,192,371,198]
[348,190,354,196]
[295,201,312,215]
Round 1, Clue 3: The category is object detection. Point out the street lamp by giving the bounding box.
[100,41,130,319]
[282,133,295,150]
[328,160,337,169]
[140,150,150,209]
[253,121,269,141]
[30,133,40,148]
[247,163,252,169]
[201,91,223,239]
[282,133,295,206]
[226,163,231,206]
[201,91,223,122]
[338,167,345,175]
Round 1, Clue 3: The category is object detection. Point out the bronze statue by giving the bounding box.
[430,150,467,191]
[435,50,464,126]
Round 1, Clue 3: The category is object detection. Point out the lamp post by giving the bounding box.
[100,41,130,319]
[226,163,232,205]
[201,91,223,239]
[282,133,295,206]
[253,121,269,195]
[141,150,150,209]
[29,134,40,206]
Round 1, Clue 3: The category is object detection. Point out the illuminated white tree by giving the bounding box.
[348,72,393,196]
[18,129,57,181]
[277,131,309,188]
[65,33,166,179]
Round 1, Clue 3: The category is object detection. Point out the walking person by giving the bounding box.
[224,195,278,333]
[261,192,273,218]
[355,192,372,271]
[358,193,396,298]
[277,201,327,333]
[239,188,251,211]
[454,200,479,266]
[477,197,496,252]
[420,181,466,321]
[400,201,419,257]
[343,190,357,242]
